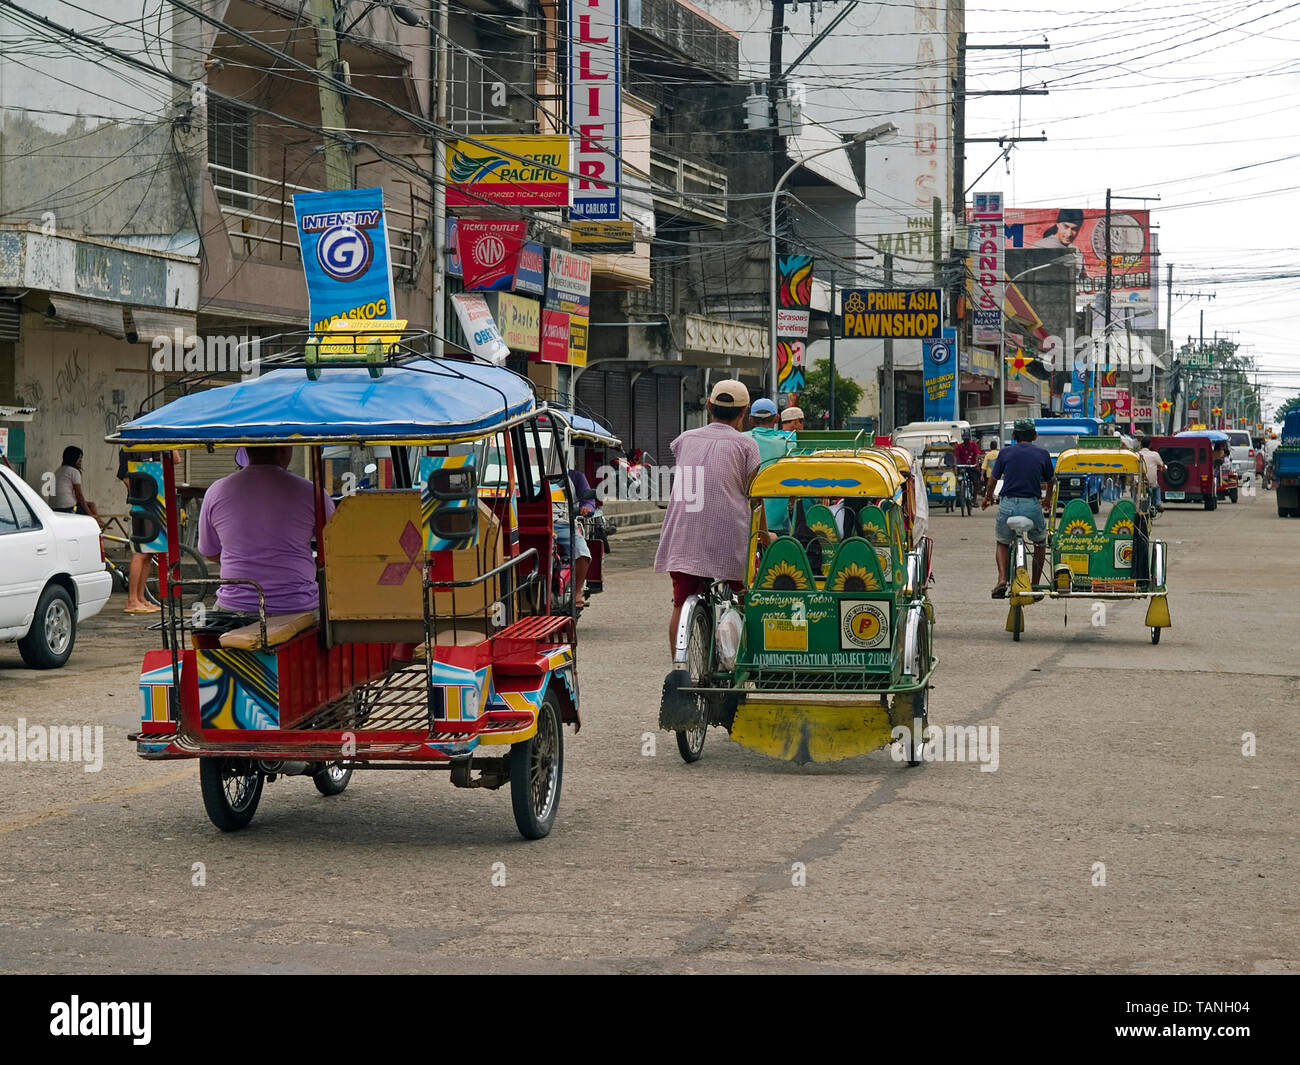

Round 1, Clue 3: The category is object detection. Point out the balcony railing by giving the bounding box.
[649,147,727,226]
[207,163,427,282]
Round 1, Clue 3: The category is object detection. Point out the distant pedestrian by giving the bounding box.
[1137,437,1166,511]
[780,405,805,432]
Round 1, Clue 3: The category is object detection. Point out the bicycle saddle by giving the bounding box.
[1005,515,1035,535]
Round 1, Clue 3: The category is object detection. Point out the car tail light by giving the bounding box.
[1200,474,1209,484]
[98,535,106,562]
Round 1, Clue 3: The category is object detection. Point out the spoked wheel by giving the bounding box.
[145,545,210,608]
[1011,603,1024,642]
[510,690,563,839]
[312,761,354,796]
[199,757,264,832]
[675,605,711,763]
[1151,626,1161,645]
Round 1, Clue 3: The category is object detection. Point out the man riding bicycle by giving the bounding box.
[981,420,1053,598]
[954,429,983,497]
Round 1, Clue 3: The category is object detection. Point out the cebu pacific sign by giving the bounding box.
[447,135,570,208]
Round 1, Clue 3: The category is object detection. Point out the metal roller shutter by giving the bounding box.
[577,367,632,452]
[656,374,681,460]
[632,373,656,457]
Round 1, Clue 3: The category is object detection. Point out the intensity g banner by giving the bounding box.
[293,187,396,332]
[923,327,958,421]
[970,191,1003,345]
[568,0,620,220]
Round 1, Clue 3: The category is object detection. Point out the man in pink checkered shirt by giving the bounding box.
[654,379,761,652]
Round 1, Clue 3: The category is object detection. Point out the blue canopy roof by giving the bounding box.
[541,406,620,445]
[1176,429,1230,442]
[110,359,535,445]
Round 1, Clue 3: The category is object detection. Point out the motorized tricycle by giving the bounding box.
[112,328,581,839]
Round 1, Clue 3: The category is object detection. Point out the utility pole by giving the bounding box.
[829,270,837,430]
[307,0,351,189]
[768,0,787,377]
[882,252,894,433]
[430,0,450,357]
[1100,189,1158,421]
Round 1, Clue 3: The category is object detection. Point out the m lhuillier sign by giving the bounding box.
[568,0,620,220]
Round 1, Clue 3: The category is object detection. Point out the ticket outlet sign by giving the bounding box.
[293,187,396,332]
[457,220,527,291]
[841,289,942,340]
[568,0,620,220]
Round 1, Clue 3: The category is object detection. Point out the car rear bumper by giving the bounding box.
[74,571,113,621]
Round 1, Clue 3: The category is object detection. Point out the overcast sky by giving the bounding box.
[965,0,1300,419]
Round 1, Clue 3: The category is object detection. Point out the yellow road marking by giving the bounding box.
[0,765,196,834]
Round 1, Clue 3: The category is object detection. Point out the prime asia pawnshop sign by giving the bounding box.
[841,289,943,340]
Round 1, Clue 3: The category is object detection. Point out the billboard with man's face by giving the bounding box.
[1005,208,1151,307]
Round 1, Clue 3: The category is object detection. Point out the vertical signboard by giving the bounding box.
[970,191,1003,346]
[568,0,621,220]
[923,327,958,421]
[776,254,813,337]
[293,187,396,331]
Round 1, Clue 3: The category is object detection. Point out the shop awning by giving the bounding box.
[129,307,197,344]
[45,296,126,338]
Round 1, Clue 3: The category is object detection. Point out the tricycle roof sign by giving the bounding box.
[110,359,535,446]
[751,453,904,498]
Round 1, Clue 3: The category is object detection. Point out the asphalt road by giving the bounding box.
[1,491,1296,974]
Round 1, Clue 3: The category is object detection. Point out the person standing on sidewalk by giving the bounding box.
[655,380,761,653]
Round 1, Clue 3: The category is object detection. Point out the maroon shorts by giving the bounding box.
[670,572,744,608]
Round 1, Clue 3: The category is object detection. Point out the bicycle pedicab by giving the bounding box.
[659,449,937,765]
[1002,441,1171,644]
[111,330,581,839]
[921,441,959,513]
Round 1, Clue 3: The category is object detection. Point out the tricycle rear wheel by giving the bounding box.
[509,690,563,840]
[312,761,353,796]
[675,604,712,763]
[199,757,264,832]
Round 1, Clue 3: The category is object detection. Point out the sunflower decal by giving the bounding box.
[832,563,880,593]
[809,520,839,543]
[1109,518,1135,536]
[860,520,888,545]
[1063,519,1094,535]
[761,560,811,591]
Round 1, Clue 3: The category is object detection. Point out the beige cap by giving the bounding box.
[708,379,750,408]
[780,405,805,422]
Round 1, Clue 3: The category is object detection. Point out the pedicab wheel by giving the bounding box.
[312,760,354,796]
[1150,626,1161,645]
[199,757,264,832]
[1229,488,1238,504]
[894,688,929,767]
[676,604,711,763]
[509,690,563,840]
[1011,603,1023,641]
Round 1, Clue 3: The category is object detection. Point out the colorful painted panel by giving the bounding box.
[126,460,167,553]
[419,454,479,550]
[198,649,279,730]
[139,653,175,722]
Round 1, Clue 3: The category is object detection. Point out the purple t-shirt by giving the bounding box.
[198,464,333,613]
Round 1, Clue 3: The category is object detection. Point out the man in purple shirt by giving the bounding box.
[654,379,761,652]
[198,446,333,614]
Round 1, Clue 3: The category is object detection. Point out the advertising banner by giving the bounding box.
[1005,207,1152,307]
[777,339,805,393]
[970,191,1004,345]
[446,135,570,208]
[841,288,942,340]
[922,327,958,421]
[967,348,997,378]
[546,249,592,316]
[776,254,813,338]
[293,187,396,331]
[568,0,620,220]
[512,241,546,296]
[571,220,635,253]
[568,316,589,367]
[451,293,510,365]
[776,308,810,337]
[495,293,540,352]
[1115,390,1132,418]
[457,220,527,291]
[446,217,462,278]
[537,310,572,364]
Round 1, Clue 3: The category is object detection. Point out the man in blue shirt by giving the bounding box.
[981,419,1054,597]
[747,397,794,533]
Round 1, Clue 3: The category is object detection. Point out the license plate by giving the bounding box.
[1164,491,1185,500]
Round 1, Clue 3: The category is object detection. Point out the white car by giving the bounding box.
[0,464,112,668]
[1223,429,1255,477]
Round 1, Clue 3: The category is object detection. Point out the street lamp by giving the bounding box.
[769,121,898,396]
[998,254,1075,443]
